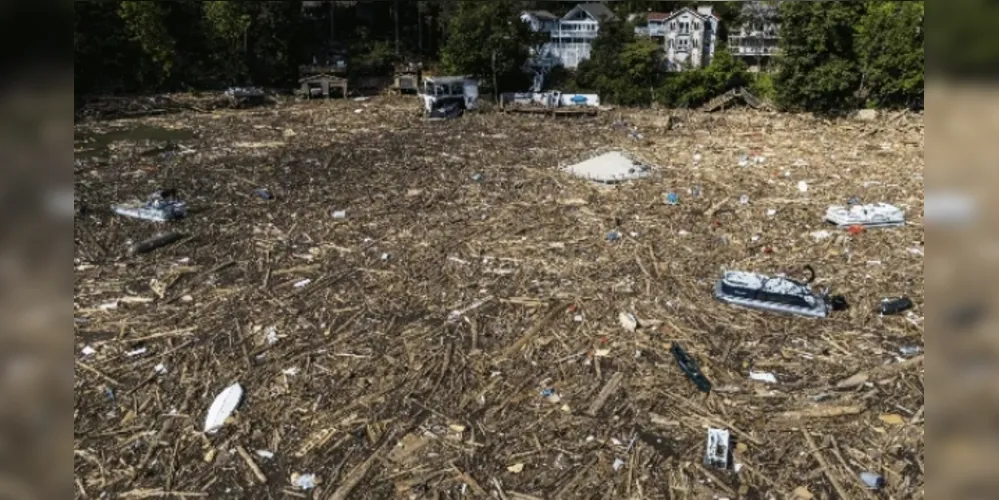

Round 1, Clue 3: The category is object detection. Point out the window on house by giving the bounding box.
[668,39,674,49]
[694,21,700,30]
[670,21,676,30]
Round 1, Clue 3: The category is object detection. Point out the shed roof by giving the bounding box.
[424,76,472,85]
[647,12,670,22]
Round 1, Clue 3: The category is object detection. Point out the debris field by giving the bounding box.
[74,96,925,499]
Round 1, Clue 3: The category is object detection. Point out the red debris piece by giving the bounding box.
[847,224,865,235]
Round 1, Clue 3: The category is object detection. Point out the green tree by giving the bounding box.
[773,1,866,114]
[118,1,176,87]
[245,1,304,87]
[856,1,923,108]
[576,19,660,106]
[439,1,533,95]
[657,45,747,107]
[203,1,252,83]
[75,1,139,94]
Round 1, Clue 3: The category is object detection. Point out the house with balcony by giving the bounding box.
[728,1,780,71]
[661,6,720,71]
[633,12,670,40]
[521,2,617,70]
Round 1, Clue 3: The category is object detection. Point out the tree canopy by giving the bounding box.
[74,0,923,113]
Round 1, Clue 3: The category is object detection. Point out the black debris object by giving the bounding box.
[828,295,850,311]
[127,231,186,257]
[879,296,914,315]
[636,429,675,459]
[670,342,712,393]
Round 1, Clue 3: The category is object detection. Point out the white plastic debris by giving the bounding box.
[282,367,300,376]
[154,363,168,374]
[810,230,832,241]
[204,383,244,434]
[81,345,96,357]
[618,312,638,332]
[562,151,652,184]
[126,347,148,357]
[255,450,275,459]
[860,472,885,489]
[693,153,703,164]
[265,326,279,345]
[797,181,809,193]
[573,314,583,322]
[99,301,119,311]
[332,210,347,219]
[293,279,312,288]
[749,371,777,384]
[766,208,777,217]
[739,194,750,205]
[612,458,626,471]
[704,428,731,469]
[291,472,319,490]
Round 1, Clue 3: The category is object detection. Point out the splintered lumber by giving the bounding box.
[586,372,624,416]
[835,355,924,389]
[779,405,864,420]
[73,99,924,500]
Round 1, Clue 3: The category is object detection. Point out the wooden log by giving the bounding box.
[127,231,186,257]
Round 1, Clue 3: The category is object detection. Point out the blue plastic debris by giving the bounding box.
[540,388,556,398]
[606,231,621,241]
[255,188,273,200]
[470,173,484,183]
[665,192,679,205]
[860,472,885,489]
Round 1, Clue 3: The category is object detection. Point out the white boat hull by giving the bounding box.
[714,280,829,318]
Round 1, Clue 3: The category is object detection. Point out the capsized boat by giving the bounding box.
[824,203,904,228]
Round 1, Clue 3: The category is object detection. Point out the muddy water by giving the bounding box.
[74,125,195,159]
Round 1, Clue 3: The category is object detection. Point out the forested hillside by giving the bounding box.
[74,1,923,113]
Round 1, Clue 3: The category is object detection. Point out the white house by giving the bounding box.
[728,1,780,70]
[522,3,617,70]
[661,6,720,71]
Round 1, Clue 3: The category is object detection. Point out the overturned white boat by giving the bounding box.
[824,203,904,228]
[714,267,841,318]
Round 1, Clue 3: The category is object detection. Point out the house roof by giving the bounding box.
[663,6,719,22]
[568,3,616,22]
[647,12,670,22]
[525,10,559,20]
